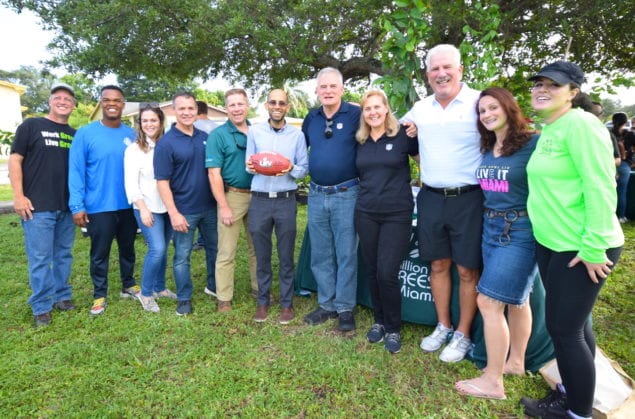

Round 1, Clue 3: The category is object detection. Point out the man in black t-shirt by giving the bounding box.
[9,83,78,327]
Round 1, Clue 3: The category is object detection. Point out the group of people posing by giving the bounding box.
[10,43,625,419]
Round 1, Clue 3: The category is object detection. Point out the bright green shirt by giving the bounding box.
[527,108,624,263]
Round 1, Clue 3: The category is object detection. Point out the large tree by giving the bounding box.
[4,0,634,113]
[379,0,635,114]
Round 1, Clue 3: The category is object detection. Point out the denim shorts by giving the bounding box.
[478,213,537,305]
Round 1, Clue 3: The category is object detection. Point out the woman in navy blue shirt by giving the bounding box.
[355,90,419,354]
[455,87,537,400]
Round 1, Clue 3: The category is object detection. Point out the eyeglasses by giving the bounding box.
[324,119,334,139]
[140,101,160,110]
[232,133,246,150]
[267,100,287,107]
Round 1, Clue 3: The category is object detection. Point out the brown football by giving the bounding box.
[249,151,291,176]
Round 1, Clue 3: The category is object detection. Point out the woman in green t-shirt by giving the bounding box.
[521,61,624,419]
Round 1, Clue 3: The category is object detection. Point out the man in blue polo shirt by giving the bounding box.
[154,92,218,316]
[246,88,308,324]
[302,67,361,331]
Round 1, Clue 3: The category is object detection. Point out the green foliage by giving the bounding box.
[0,184,12,201]
[67,102,96,129]
[58,73,99,104]
[0,130,14,147]
[3,0,634,119]
[0,65,56,115]
[376,0,635,116]
[4,0,390,87]
[0,67,99,120]
[117,76,197,102]
[192,88,226,107]
[342,91,363,105]
[0,210,632,416]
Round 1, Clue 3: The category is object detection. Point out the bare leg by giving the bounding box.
[456,264,479,337]
[429,258,452,328]
[504,303,532,375]
[455,293,506,399]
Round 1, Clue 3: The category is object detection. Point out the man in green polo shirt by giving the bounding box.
[206,88,258,312]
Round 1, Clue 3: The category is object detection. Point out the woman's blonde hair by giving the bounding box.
[355,90,400,144]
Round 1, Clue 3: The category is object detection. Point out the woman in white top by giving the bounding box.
[124,104,174,312]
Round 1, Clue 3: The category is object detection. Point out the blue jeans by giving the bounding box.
[22,211,75,315]
[616,161,630,218]
[172,208,218,300]
[307,185,359,312]
[134,210,173,297]
[478,214,537,305]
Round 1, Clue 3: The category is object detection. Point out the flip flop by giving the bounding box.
[455,380,507,400]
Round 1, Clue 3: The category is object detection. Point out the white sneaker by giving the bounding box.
[204,287,217,297]
[439,332,472,363]
[153,289,177,299]
[618,217,628,224]
[420,323,453,352]
[137,295,160,313]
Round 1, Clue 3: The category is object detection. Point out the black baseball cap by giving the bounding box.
[50,82,75,97]
[528,61,586,87]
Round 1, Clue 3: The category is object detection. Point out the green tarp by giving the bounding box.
[295,227,555,372]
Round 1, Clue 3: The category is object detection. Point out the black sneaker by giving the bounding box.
[384,332,401,354]
[337,311,355,331]
[303,307,338,325]
[176,300,193,316]
[520,383,568,418]
[54,300,76,311]
[34,312,52,327]
[366,323,385,343]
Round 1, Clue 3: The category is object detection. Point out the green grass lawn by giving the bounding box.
[0,184,12,202]
[0,208,632,417]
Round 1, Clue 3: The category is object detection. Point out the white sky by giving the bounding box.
[1,7,634,106]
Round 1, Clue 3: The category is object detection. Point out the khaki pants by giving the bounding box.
[215,191,257,301]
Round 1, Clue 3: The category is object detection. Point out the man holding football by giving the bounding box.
[245,89,308,324]
[206,88,258,312]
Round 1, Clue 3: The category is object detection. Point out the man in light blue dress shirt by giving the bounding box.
[246,89,308,324]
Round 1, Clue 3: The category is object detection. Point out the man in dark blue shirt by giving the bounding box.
[155,92,218,316]
[301,67,361,331]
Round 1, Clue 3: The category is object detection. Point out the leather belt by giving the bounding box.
[251,190,295,199]
[424,184,480,198]
[485,209,528,221]
[310,178,359,194]
[225,185,250,193]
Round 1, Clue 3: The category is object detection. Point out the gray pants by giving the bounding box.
[248,193,297,308]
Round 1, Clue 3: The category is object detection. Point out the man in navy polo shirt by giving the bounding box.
[154,92,218,316]
[301,67,361,331]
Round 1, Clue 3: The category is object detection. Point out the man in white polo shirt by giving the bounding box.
[402,44,482,363]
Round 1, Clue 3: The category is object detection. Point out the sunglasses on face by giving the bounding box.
[232,133,246,150]
[140,101,160,110]
[324,119,334,139]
